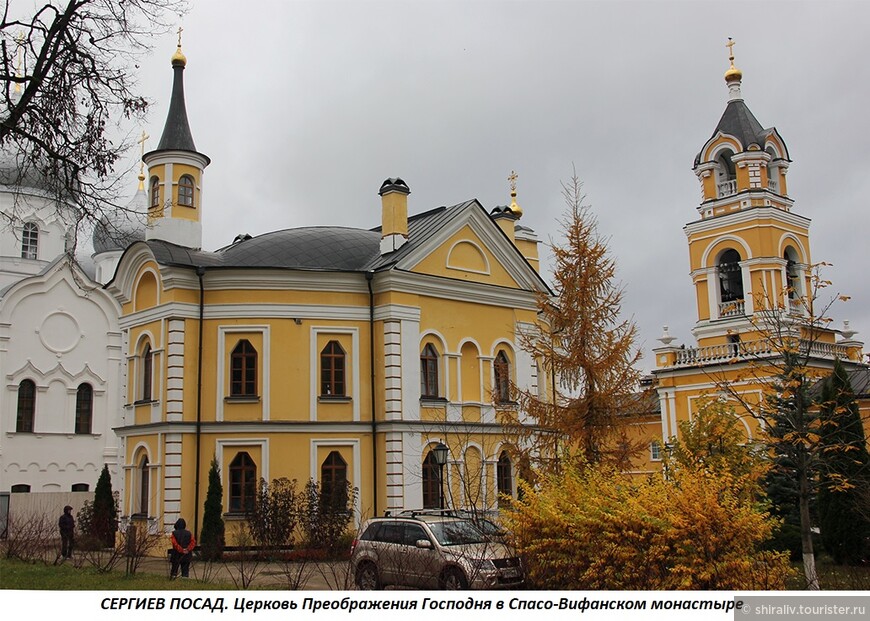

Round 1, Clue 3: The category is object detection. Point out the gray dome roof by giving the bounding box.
[92,189,147,253]
[220,227,381,270]
[0,146,59,194]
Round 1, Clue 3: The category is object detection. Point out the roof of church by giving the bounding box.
[144,201,471,273]
[140,199,545,291]
[143,49,209,164]
[694,99,776,166]
[846,366,870,397]
[714,100,768,148]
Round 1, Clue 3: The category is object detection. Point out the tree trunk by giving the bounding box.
[798,466,819,590]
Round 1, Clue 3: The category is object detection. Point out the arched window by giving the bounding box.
[716,149,736,197]
[149,176,160,209]
[140,342,153,402]
[178,174,195,207]
[71,483,89,492]
[497,451,513,507]
[320,340,345,396]
[230,340,257,397]
[718,249,744,303]
[75,383,93,434]
[420,343,439,398]
[16,379,35,433]
[10,484,30,493]
[784,248,801,301]
[138,455,150,516]
[21,222,38,259]
[422,451,441,509]
[320,451,348,511]
[765,146,779,192]
[229,452,257,513]
[494,350,511,403]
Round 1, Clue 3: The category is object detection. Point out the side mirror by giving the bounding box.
[415,539,433,549]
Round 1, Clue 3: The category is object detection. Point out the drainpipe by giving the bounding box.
[193,266,205,539]
[365,271,378,515]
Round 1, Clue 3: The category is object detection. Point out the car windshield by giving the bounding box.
[428,520,488,546]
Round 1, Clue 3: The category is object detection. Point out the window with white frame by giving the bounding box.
[21,222,38,259]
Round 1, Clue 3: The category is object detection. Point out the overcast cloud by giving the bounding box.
[122,0,869,374]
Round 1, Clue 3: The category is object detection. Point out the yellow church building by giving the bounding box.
[106,43,551,537]
[651,44,868,452]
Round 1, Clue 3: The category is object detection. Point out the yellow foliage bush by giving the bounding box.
[503,462,794,590]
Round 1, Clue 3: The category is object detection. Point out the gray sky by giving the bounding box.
[126,0,870,374]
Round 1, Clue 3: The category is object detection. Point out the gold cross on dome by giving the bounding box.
[137,130,149,158]
[137,130,149,176]
[177,26,184,47]
[508,170,518,193]
[726,37,736,63]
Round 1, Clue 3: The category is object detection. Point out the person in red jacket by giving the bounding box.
[170,518,195,578]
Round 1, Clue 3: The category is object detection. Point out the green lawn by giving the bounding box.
[0,557,233,590]
[4,556,869,591]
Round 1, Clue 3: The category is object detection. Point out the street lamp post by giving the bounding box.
[433,442,449,510]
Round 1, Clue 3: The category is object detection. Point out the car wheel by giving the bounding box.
[355,562,382,590]
[440,567,468,590]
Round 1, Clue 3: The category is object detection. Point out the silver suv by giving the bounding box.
[350,513,524,590]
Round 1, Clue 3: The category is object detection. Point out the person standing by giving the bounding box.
[58,505,75,559]
[170,518,195,578]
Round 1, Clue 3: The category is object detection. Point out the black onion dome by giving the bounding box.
[220,227,381,270]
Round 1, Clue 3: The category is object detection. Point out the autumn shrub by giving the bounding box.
[503,460,794,590]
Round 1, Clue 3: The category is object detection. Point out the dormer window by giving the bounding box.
[178,174,195,207]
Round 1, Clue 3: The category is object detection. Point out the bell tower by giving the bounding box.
[143,29,210,249]
[685,39,810,349]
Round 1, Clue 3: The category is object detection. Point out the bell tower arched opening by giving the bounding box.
[717,248,744,317]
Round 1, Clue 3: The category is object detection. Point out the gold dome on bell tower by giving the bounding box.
[724,37,743,83]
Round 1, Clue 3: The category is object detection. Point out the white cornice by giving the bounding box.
[118,301,379,328]
[377,270,540,310]
[693,191,795,218]
[685,205,810,237]
[192,270,368,293]
[373,303,422,322]
[113,419,533,437]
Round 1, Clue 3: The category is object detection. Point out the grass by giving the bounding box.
[785,558,870,590]
[4,555,868,591]
[0,557,234,590]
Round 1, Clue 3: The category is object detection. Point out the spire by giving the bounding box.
[724,37,743,102]
[149,27,207,160]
